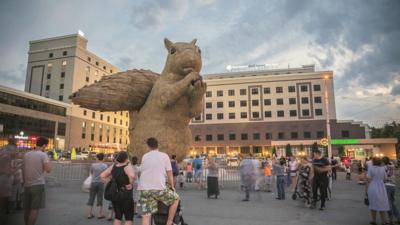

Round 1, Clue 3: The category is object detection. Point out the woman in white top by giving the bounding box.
[288,157,298,192]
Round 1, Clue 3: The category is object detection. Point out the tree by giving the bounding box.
[371,121,400,158]
[338,145,345,157]
[285,144,292,157]
[272,146,277,157]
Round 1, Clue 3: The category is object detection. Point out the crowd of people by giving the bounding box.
[0,136,399,225]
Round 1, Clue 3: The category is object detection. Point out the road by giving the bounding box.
[7,172,394,225]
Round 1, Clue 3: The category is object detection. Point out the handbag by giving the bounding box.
[364,194,369,206]
[82,175,92,193]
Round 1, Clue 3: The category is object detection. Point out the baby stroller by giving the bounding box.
[152,200,187,225]
[292,167,315,207]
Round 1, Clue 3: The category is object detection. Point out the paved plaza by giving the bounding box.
[7,172,393,225]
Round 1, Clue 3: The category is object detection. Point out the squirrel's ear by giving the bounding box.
[164,38,173,50]
[190,39,197,45]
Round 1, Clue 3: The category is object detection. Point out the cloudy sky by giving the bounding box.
[0,0,399,127]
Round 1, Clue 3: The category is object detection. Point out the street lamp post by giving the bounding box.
[323,74,332,159]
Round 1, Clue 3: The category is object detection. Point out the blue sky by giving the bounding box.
[0,0,399,127]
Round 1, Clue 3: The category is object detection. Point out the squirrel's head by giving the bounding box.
[163,38,202,77]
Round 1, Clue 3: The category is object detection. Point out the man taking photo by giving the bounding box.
[138,137,180,225]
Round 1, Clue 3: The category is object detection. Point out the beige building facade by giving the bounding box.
[24,33,129,152]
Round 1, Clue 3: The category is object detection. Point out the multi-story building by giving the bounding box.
[24,33,129,152]
[189,65,370,157]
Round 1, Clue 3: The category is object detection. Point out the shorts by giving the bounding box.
[264,176,272,185]
[24,185,45,210]
[87,182,104,206]
[139,188,180,214]
[194,170,203,179]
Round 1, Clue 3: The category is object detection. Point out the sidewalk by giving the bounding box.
[7,174,380,225]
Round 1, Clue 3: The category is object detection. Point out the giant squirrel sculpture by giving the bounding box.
[70,38,206,160]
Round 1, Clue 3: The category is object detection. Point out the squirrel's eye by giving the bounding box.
[170,47,176,55]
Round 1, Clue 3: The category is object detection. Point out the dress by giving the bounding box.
[367,165,390,211]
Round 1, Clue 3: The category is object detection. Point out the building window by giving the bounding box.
[45,85,50,91]
[217,90,223,97]
[288,86,296,92]
[277,110,284,117]
[314,96,322,103]
[229,133,236,140]
[265,133,272,140]
[289,98,296,104]
[304,131,311,139]
[96,61,99,66]
[263,87,270,94]
[83,110,87,116]
[120,120,122,125]
[313,84,321,91]
[92,112,95,119]
[253,133,260,140]
[49,53,53,58]
[291,132,298,139]
[63,51,67,56]
[264,111,272,117]
[206,91,212,97]
[301,97,309,104]
[103,66,106,70]
[240,112,247,119]
[252,112,260,118]
[114,118,117,124]
[110,69,113,73]
[217,102,224,108]
[276,98,284,105]
[276,87,283,93]
[289,110,297,117]
[58,95,63,101]
[47,74,51,79]
[107,116,110,122]
[228,101,235,107]
[315,109,323,116]
[194,135,201,142]
[217,113,224,120]
[86,77,89,82]
[241,133,248,140]
[317,131,325,138]
[251,88,259,95]
[278,132,285,140]
[302,109,310,116]
[90,123,95,141]
[81,122,86,139]
[240,100,247,107]
[341,130,350,138]
[62,60,67,66]
[100,114,103,120]
[228,90,235,96]
[240,89,247,95]
[61,72,65,78]
[229,113,235,119]
[206,134,213,141]
[264,99,271,105]
[87,57,91,62]
[206,114,212,120]
[59,84,64,89]
[217,134,224,141]
[206,102,212,108]
[252,100,259,106]
[301,85,308,92]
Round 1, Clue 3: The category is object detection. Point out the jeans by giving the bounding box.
[312,175,328,207]
[87,182,104,206]
[276,176,285,199]
[386,185,400,221]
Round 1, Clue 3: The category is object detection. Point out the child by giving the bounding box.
[345,166,351,180]
[186,163,193,183]
[264,161,272,192]
[178,171,185,189]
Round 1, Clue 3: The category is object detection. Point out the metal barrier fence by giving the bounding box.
[46,161,242,185]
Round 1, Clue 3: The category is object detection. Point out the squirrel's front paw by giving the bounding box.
[191,79,207,96]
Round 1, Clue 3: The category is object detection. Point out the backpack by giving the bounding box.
[104,165,130,202]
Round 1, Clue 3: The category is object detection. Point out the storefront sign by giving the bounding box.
[330,139,360,145]
[320,138,329,146]
[14,135,28,140]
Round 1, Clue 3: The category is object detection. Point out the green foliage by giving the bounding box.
[285,144,292,157]
[272,146,277,157]
[338,145,345,157]
[371,121,400,142]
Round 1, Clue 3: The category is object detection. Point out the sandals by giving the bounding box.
[87,215,94,219]
[98,216,105,219]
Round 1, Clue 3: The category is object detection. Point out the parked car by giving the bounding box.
[80,151,89,160]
